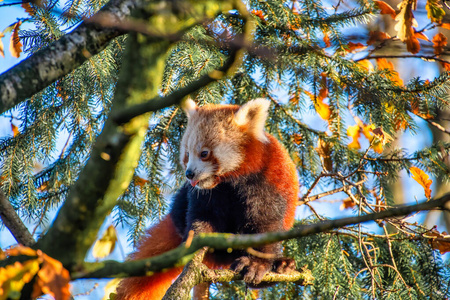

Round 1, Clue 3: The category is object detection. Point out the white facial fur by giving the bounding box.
[180,98,270,189]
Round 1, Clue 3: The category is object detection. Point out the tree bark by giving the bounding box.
[0,0,139,115]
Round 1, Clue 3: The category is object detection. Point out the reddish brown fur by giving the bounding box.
[221,133,298,229]
[115,216,183,300]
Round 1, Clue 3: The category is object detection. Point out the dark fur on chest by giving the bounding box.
[170,174,287,238]
[169,174,288,266]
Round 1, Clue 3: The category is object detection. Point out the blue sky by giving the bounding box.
[0,3,447,298]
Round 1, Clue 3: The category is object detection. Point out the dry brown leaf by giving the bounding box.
[374,0,397,19]
[395,0,420,54]
[428,231,450,254]
[409,166,432,199]
[32,251,71,300]
[346,42,366,53]
[340,198,356,210]
[432,32,447,55]
[134,175,148,188]
[367,31,391,45]
[21,2,34,16]
[316,137,333,171]
[9,21,22,58]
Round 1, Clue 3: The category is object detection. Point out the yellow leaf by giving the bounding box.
[92,225,118,259]
[0,260,40,300]
[356,59,374,72]
[347,124,361,149]
[409,166,432,199]
[304,90,331,120]
[9,21,22,58]
[0,32,4,58]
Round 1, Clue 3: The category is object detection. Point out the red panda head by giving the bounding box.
[180,98,270,189]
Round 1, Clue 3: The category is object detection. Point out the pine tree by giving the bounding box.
[0,0,450,299]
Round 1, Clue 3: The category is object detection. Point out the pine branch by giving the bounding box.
[0,0,138,115]
[0,188,35,247]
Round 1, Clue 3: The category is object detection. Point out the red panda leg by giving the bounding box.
[115,215,183,300]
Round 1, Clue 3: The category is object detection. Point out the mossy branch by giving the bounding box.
[71,191,450,279]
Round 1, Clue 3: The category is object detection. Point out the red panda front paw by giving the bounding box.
[230,256,272,285]
[273,257,296,274]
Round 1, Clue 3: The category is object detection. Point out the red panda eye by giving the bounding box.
[200,150,209,159]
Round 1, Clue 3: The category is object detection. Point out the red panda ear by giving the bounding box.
[182,98,197,118]
[234,98,270,143]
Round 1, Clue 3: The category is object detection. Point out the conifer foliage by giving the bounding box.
[0,0,450,298]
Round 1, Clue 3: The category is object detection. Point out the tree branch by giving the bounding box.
[71,192,450,280]
[0,188,35,247]
[0,0,139,115]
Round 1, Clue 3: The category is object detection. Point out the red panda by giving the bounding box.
[115,98,299,300]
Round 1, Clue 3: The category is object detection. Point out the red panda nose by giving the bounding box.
[185,169,195,180]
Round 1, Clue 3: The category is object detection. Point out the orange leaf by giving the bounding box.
[440,61,450,71]
[9,21,22,58]
[323,30,331,48]
[340,198,356,210]
[432,32,447,55]
[11,123,19,137]
[439,23,450,30]
[376,58,404,86]
[134,176,148,188]
[409,166,432,199]
[292,133,302,145]
[251,10,266,22]
[346,42,366,53]
[0,32,4,58]
[374,0,397,19]
[32,251,71,300]
[367,31,391,45]
[414,30,429,42]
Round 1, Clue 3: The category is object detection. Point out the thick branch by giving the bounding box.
[0,0,138,115]
[0,188,34,247]
[72,192,450,279]
[162,249,313,300]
